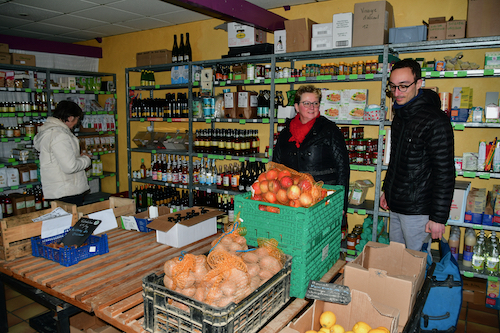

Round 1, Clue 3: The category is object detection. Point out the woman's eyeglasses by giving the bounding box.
[300,101,320,108]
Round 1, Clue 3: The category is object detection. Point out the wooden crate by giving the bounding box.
[77,197,135,224]
[0,201,77,261]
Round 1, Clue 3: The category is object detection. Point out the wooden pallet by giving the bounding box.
[0,228,218,333]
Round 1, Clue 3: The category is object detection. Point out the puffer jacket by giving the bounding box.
[273,116,350,211]
[383,89,455,224]
[34,117,91,199]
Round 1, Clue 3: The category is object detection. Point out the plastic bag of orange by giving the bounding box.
[250,162,329,208]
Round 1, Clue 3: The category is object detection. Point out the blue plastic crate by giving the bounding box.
[31,229,109,267]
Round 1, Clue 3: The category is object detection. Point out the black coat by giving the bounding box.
[273,116,350,211]
[383,89,455,224]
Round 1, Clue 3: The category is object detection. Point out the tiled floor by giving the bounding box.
[4,284,48,333]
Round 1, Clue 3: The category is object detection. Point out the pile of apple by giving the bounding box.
[250,167,327,209]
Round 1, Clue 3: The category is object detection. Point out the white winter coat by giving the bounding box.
[34,117,91,199]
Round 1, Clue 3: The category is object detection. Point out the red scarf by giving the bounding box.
[288,114,319,148]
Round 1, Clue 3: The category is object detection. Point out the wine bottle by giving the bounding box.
[184,32,192,62]
[172,35,179,63]
[179,34,185,63]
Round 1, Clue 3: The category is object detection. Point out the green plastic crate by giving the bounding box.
[234,184,343,298]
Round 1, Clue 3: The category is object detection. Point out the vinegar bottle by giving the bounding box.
[448,226,461,262]
[140,158,147,179]
[463,228,477,267]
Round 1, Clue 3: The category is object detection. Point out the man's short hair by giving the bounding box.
[391,59,422,81]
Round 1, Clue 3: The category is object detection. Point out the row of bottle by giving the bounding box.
[0,186,50,218]
[458,227,500,275]
[0,92,53,113]
[171,33,192,63]
[194,129,260,155]
[139,70,156,86]
[129,93,189,118]
[133,185,188,212]
[88,158,104,177]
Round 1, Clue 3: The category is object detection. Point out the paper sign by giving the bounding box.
[40,214,73,239]
[121,216,140,231]
[33,207,70,222]
[89,208,118,234]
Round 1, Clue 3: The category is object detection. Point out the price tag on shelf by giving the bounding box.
[167,118,172,122]
[349,74,358,80]
[276,78,287,83]
[463,171,476,178]
[379,130,386,135]
[365,74,374,79]
[350,165,359,170]
[193,81,199,86]
[463,271,474,278]
[337,75,346,81]
[367,166,375,172]
[205,119,211,123]
[130,86,136,90]
[220,82,226,86]
[244,80,251,84]
[288,78,295,82]
[25,88,32,92]
[207,188,212,193]
[262,118,270,123]
[359,166,367,171]
[53,90,60,93]
[234,75,242,80]
[239,158,245,162]
[36,89,43,93]
[10,186,19,190]
[249,157,256,162]
[254,79,261,84]
[472,225,483,229]
[488,276,499,282]
[154,84,160,89]
[239,119,246,124]
[351,120,360,125]
[444,72,454,78]
[457,71,467,77]
[64,89,70,93]
[12,161,19,166]
[265,79,272,84]
[225,155,232,160]
[357,209,366,215]
[151,150,156,154]
[268,148,273,156]
[197,154,203,158]
[347,208,355,214]
[430,71,440,77]
[140,118,145,122]
[298,77,306,82]
[454,124,465,131]
[479,173,491,179]
[484,69,494,76]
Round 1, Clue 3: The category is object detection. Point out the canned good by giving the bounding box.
[356,152,364,164]
[356,139,366,152]
[364,152,372,165]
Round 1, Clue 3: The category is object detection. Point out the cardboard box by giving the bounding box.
[452,87,473,110]
[69,311,120,333]
[427,17,447,40]
[282,290,399,333]
[0,53,10,65]
[312,23,333,37]
[284,18,317,52]
[343,241,427,332]
[446,20,466,39]
[448,180,471,223]
[228,22,266,47]
[311,36,333,51]
[9,193,26,216]
[274,30,286,54]
[0,43,9,53]
[467,0,500,38]
[333,13,353,48]
[11,53,36,66]
[150,49,172,65]
[136,51,150,67]
[146,206,222,248]
[463,277,486,305]
[353,1,394,47]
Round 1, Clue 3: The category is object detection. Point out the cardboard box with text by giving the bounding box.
[353,1,394,47]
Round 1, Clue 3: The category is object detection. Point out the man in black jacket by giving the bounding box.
[380,59,455,251]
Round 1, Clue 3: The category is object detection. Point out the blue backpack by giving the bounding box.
[419,236,463,332]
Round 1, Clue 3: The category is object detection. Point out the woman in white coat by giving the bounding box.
[34,100,92,206]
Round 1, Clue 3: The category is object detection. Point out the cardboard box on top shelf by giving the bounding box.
[333,12,353,48]
[136,51,150,67]
[446,19,466,39]
[467,0,500,38]
[274,30,286,54]
[281,289,399,333]
[0,43,9,53]
[0,53,10,65]
[227,22,266,47]
[343,241,427,332]
[353,1,394,47]
[150,49,172,65]
[11,53,36,66]
[312,23,333,38]
[426,17,447,40]
[284,18,317,52]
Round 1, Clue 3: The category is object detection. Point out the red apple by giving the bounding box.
[298,179,313,192]
[299,192,314,208]
[277,169,292,180]
[266,168,279,180]
[276,188,289,204]
[264,191,277,203]
[321,189,328,199]
[251,181,262,195]
[292,175,301,185]
[289,199,302,208]
[252,193,263,201]
[279,176,293,189]
[259,180,269,194]
[268,179,281,193]
[266,206,280,213]
[259,205,266,211]
[258,172,267,182]
[287,185,301,200]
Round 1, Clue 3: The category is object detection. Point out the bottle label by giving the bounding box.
[472,257,484,270]
[216,175,222,186]
[6,203,13,214]
[239,184,245,192]
[182,173,189,185]
[463,250,473,262]
[234,142,241,151]
[231,176,238,187]
[172,173,180,183]
[166,172,172,182]
[152,171,157,180]
[35,202,42,210]
[193,173,199,184]
[172,55,177,62]
[223,176,230,187]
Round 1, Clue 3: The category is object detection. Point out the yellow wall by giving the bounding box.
[78,0,499,238]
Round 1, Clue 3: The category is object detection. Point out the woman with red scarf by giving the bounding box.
[273,85,350,215]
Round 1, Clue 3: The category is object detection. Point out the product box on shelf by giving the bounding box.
[463,277,486,305]
[465,187,487,224]
[11,53,36,66]
[446,20,466,39]
[448,180,471,223]
[70,312,120,333]
[150,49,172,65]
[146,206,222,248]
[136,51,150,67]
[142,255,292,333]
[343,241,427,332]
[389,25,427,44]
[467,0,500,38]
[311,36,333,51]
[77,197,135,225]
[281,290,399,333]
[427,17,447,40]
[274,30,287,54]
[332,12,353,48]
[486,280,500,310]
[0,53,10,65]
[312,23,333,37]
[0,43,9,53]
[121,206,171,233]
[284,18,317,52]
[234,184,343,298]
[353,0,394,47]
[228,22,267,47]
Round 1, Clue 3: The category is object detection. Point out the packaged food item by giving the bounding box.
[349,179,374,205]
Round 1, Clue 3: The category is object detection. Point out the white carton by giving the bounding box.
[146,207,222,248]
[448,181,471,223]
[312,23,333,37]
[274,30,286,54]
[228,22,266,47]
[333,12,353,48]
[311,36,333,51]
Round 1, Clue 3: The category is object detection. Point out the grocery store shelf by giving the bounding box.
[192,184,242,196]
[347,200,390,217]
[83,191,112,205]
[128,83,189,90]
[389,36,500,54]
[447,220,500,231]
[452,122,500,129]
[130,148,189,155]
[0,158,39,166]
[456,170,500,179]
[0,180,41,192]
[87,171,116,182]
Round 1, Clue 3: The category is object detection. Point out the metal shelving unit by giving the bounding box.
[0,64,119,204]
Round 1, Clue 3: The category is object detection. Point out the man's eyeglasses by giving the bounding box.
[300,101,320,108]
[387,80,418,93]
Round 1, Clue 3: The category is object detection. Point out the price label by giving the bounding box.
[358,209,366,215]
[351,120,360,125]
[53,90,60,93]
[488,276,499,282]
[367,166,375,172]
[265,79,272,84]
[226,155,232,160]
[463,171,476,178]
[347,208,355,214]
[193,81,199,86]
[305,281,351,305]
[349,74,358,80]
[454,124,465,131]
[379,130,386,135]
[430,71,440,77]
[347,249,356,255]
[249,157,256,162]
[239,119,246,124]
[457,71,467,77]
[244,80,251,84]
[64,90,70,93]
[350,165,359,170]
[262,158,269,163]
[262,118,270,123]
[239,158,245,162]
[365,74,374,79]
[220,82,226,86]
[472,225,483,229]
[444,72,454,78]
[463,271,474,278]
[288,78,296,82]
[479,173,491,179]
[298,77,306,82]
[484,69,494,76]
[337,75,346,81]
[359,166,367,171]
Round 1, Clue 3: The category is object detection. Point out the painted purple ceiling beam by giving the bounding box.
[162,0,286,31]
[0,34,102,58]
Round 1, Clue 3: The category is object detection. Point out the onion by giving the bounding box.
[259,256,282,275]
[250,276,261,291]
[178,286,196,297]
[217,296,235,308]
[253,247,270,258]
[246,263,260,277]
[220,279,237,296]
[164,275,175,290]
[164,259,177,277]
[258,269,275,282]
[241,252,259,264]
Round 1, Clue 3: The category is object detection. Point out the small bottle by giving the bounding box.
[472,235,485,273]
[140,158,147,179]
[486,233,499,276]
[463,228,477,267]
[448,226,461,262]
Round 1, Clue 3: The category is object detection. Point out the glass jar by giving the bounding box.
[25,122,35,138]
[347,233,357,250]
[364,152,372,165]
[356,152,364,164]
[264,65,272,79]
[13,126,21,137]
[340,127,349,140]
[349,152,356,164]
[372,152,378,164]
[6,127,14,138]
[356,139,367,152]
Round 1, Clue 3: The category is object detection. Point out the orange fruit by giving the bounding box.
[319,311,336,329]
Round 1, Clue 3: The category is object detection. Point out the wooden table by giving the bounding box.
[0,228,345,333]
